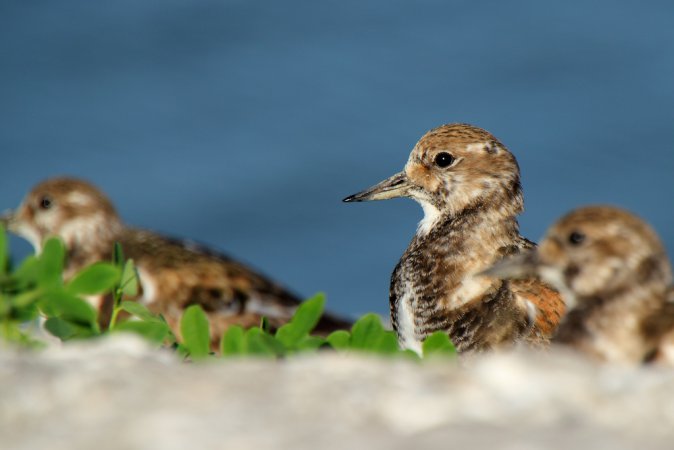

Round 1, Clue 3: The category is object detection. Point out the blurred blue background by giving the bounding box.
[1,0,673,319]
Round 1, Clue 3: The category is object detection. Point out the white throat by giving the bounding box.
[416,201,443,236]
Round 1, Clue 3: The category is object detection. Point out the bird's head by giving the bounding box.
[484,206,672,306]
[343,123,523,233]
[1,177,122,253]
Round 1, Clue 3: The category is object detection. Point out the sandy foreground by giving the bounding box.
[1,335,673,450]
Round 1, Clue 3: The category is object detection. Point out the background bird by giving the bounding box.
[2,177,352,344]
[484,205,674,365]
[343,123,564,354]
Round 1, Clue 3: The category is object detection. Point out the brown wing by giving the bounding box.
[510,278,565,341]
[118,229,351,346]
[642,301,674,364]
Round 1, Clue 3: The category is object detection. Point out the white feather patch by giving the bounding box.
[397,288,422,355]
[417,200,442,236]
[465,141,492,153]
[66,191,94,207]
[136,267,158,305]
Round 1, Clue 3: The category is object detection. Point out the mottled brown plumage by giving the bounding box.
[486,206,674,365]
[344,123,564,354]
[3,177,351,345]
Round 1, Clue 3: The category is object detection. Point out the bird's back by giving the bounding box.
[116,229,352,343]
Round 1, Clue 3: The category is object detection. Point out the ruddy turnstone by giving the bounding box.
[484,205,674,365]
[2,177,351,343]
[343,123,564,354]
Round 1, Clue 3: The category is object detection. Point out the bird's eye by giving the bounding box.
[434,152,455,168]
[568,231,585,246]
[39,196,53,210]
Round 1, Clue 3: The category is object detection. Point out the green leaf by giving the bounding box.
[180,304,211,359]
[0,294,10,317]
[275,293,326,347]
[9,300,39,322]
[374,331,400,354]
[120,259,139,296]
[259,316,270,333]
[10,289,42,309]
[296,335,326,351]
[45,317,76,339]
[402,349,422,361]
[244,328,284,357]
[350,313,386,350]
[66,262,120,295]
[0,223,8,275]
[13,255,40,284]
[39,289,97,326]
[114,320,170,343]
[113,242,125,267]
[38,238,65,288]
[422,331,456,357]
[175,343,190,358]
[0,321,20,342]
[44,317,78,340]
[326,330,351,350]
[120,301,160,322]
[220,325,245,356]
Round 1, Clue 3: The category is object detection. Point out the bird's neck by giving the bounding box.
[411,200,524,279]
[417,181,524,238]
[419,200,522,247]
[63,218,124,278]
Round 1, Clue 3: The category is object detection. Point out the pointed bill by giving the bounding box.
[342,171,412,203]
[480,249,541,280]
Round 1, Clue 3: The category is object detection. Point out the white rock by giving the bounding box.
[1,335,673,449]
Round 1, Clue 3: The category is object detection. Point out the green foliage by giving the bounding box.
[349,313,399,354]
[0,231,102,345]
[220,325,245,355]
[275,293,325,349]
[181,305,211,359]
[66,262,120,296]
[0,225,456,362]
[422,331,457,357]
[0,223,7,275]
[114,301,172,344]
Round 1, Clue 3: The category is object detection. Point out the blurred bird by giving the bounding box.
[343,123,563,354]
[484,206,674,365]
[2,177,351,344]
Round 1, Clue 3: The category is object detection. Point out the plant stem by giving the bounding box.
[108,289,122,330]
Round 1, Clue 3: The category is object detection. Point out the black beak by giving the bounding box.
[343,171,411,203]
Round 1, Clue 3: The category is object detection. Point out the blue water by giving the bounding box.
[1,1,673,318]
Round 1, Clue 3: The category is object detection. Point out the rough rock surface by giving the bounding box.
[1,336,673,450]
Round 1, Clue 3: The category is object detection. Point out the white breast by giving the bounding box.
[396,288,423,355]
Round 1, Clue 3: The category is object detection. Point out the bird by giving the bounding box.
[1,177,352,345]
[343,123,564,354]
[483,205,674,365]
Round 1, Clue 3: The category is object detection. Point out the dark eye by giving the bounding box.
[434,152,454,168]
[39,196,53,210]
[568,231,585,246]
